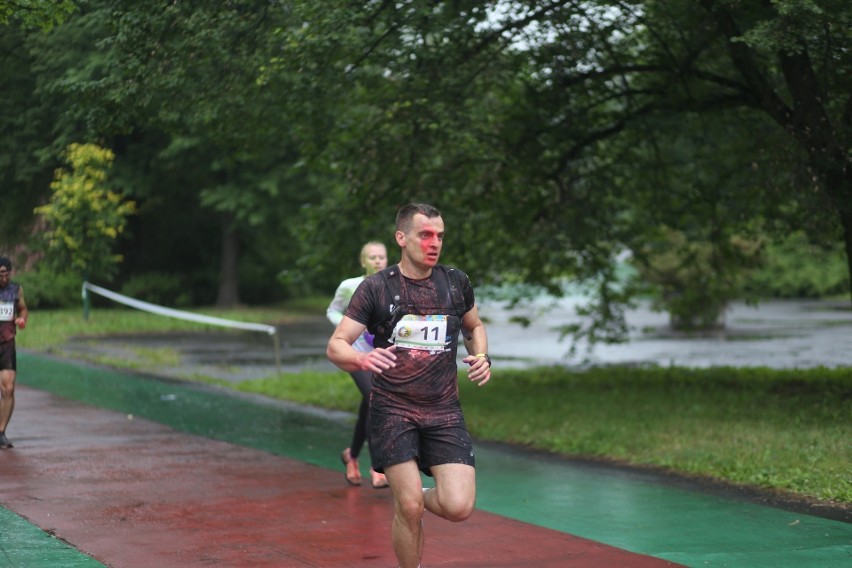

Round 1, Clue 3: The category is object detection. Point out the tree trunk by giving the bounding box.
[215,214,240,308]
[842,212,852,307]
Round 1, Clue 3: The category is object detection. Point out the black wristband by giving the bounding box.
[476,353,492,367]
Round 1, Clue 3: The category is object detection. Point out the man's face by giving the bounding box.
[361,244,388,276]
[0,267,10,288]
[398,213,444,268]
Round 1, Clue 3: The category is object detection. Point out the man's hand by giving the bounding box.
[359,345,398,373]
[463,354,491,386]
[15,317,26,330]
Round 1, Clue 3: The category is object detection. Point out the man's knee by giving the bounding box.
[0,373,15,397]
[395,492,425,525]
[436,490,475,522]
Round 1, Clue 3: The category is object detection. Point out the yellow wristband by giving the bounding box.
[474,353,492,366]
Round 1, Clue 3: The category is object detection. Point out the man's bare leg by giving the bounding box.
[424,463,476,522]
[0,370,16,447]
[384,460,425,568]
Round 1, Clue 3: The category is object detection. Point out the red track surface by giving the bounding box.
[2,387,680,567]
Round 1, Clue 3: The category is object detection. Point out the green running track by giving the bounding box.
[0,354,849,567]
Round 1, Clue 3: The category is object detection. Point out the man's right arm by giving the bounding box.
[327,315,397,373]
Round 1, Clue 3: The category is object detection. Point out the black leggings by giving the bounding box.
[348,369,373,459]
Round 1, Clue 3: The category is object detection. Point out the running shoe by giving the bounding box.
[0,434,13,448]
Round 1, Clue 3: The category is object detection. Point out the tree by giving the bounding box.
[0,22,55,246]
[6,0,850,328]
[35,143,136,284]
[0,0,76,30]
[493,0,851,297]
[26,0,327,306]
[282,0,851,336]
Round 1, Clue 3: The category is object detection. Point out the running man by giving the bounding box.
[0,256,28,449]
[327,203,491,568]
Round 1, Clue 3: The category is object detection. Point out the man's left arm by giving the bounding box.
[461,305,490,386]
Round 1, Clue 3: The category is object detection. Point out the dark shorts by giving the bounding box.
[369,391,475,476]
[0,340,16,371]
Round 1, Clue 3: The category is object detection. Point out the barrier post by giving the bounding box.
[272,332,282,374]
[82,279,91,321]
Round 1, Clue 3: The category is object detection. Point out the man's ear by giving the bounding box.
[395,230,406,247]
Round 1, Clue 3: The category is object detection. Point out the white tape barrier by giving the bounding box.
[82,282,277,336]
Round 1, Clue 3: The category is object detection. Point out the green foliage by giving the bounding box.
[632,227,765,330]
[743,232,850,298]
[68,0,327,306]
[120,272,193,308]
[13,267,80,309]
[34,143,136,281]
[284,0,852,337]
[0,0,76,30]
[736,0,839,54]
[4,0,852,322]
[0,22,57,243]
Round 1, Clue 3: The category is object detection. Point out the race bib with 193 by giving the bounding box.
[392,314,448,351]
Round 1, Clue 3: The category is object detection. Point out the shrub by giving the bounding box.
[743,232,850,298]
[631,228,763,330]
[14,267,81,309]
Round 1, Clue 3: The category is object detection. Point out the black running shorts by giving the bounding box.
[0,340,16,371]
[369,391,475,476]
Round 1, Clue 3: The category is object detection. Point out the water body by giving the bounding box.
[63,298,852,382]
[483,297,852,369]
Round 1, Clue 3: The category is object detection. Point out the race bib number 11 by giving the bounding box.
[392,314,448,351]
